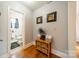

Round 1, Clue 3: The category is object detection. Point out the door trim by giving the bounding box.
[8,7,25,56]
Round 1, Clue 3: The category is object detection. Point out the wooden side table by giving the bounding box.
[36,39,51,57]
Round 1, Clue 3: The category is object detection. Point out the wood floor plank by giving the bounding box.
[10,45,60,58]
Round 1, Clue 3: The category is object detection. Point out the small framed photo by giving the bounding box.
[47,11,57,22]
[36,16,42,24]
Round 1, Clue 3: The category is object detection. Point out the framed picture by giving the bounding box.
[36,16,42,24]
[47,11,57,22]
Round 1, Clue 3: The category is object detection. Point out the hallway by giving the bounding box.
[0,1,77,58]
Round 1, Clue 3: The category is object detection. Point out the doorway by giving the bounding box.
[8,8,25,55]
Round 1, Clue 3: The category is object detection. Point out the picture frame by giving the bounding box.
[47,11,57,22]
[36,16,42,24]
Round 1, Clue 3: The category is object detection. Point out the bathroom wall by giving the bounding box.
[33,1,68,54]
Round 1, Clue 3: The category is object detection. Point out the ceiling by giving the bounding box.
[20,1,51,11]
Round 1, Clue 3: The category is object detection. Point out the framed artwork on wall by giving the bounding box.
[47,11,57,22]
[36,16,42,24]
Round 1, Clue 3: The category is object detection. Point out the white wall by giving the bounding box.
[0,2,8,56]
[76,1,79,42]
[68,1,76,57]
[33,1,68,54]
[0,1,33,57]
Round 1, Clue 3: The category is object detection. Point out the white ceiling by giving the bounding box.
[21,1,51,11]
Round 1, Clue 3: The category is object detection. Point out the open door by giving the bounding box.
[8,8,25,55]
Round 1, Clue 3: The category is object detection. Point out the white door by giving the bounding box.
[8,8,25,54]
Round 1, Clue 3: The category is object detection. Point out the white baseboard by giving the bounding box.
[68,50,76,58]
[24,41,34,49]
[52,49,68,58]
[32,41,35,45]
[0,53,9,58]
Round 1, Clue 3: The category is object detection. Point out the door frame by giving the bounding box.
[8,7,25,56]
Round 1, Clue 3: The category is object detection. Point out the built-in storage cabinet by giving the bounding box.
[36,39,51,57]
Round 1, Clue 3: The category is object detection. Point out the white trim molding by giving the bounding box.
[52,49,68,58]
[23,41,34,49]
[0,53,9,58]
[32,41,35,45]
[68,50,76,58]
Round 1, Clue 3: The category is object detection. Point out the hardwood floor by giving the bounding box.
[76,42,79,58]
[10,45,60,58]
